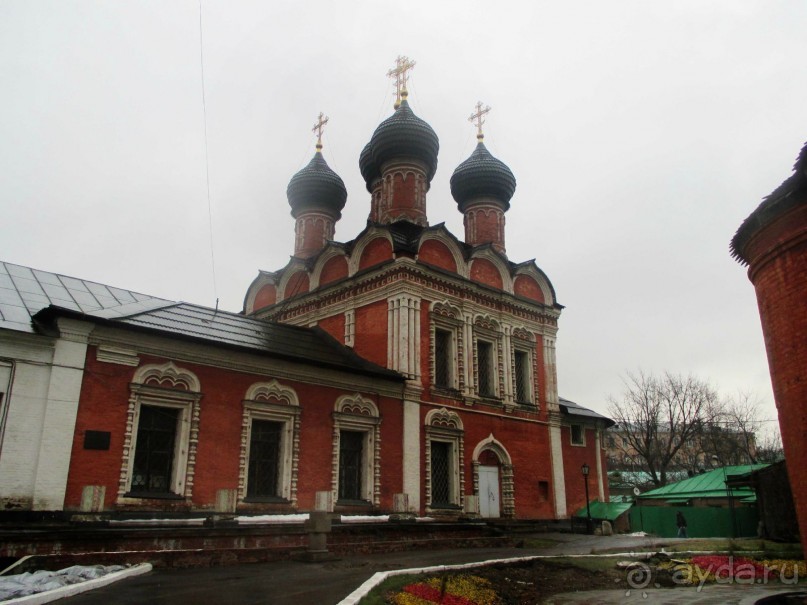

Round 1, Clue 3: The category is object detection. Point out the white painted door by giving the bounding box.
[478,465,500,518]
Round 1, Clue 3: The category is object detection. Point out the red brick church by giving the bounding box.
[2,61,610,520]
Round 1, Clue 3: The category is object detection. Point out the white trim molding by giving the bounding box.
[118,362,202,504]
[331,393,381,506]
[238,381,301,506]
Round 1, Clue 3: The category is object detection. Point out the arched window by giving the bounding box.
[239,380,301,506]
[331,394,381,506]
[425,408,465,511]
[120,362,201,501]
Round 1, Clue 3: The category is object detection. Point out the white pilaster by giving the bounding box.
[462,313,474,397]
[502,325,514,406]
[548,416,567,518]
[402,398,421,512]
[543,335,559,412]
[387,295,421,381]
[32,319,93,510]
[595,429,605,501]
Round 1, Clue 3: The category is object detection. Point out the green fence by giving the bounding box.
[629,506,759,538]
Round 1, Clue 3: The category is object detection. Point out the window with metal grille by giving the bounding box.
[131,405,179,494]
[477,340,494,397]
[339,430,364,501]
[430,441,451,506]
[571,424,584,445]
[247,420,282,498]
[514,350,530,403]
[434,329,452,388]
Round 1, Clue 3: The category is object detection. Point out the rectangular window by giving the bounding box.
[430,441,451,506]
[131,405,179,494]
[339,430,364,501]
[434,329,453,389]
[570,424,584,446]
[514,350,530,403]
[477,340,494,397]
[247,420,283,498]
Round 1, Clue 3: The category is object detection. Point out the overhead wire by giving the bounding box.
[198,0,218,306]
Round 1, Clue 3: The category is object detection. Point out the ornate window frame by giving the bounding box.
[472,435,515,518]
[472,315,503,401]
[424,407,465,511]
[331,394,381,506]
[570,423,586,446]
[119,362,202,502]
[511,327,537,407]
[429,301,463,394]
[238,380,301,505]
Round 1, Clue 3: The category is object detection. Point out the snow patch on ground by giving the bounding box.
[0,565,127,601]
[109,518,206,526]
[234,514,437,525]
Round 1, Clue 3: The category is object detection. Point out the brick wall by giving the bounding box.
[65,348,404,512]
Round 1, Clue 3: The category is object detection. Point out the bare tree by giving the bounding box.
[607,371,720,487]
[700,391,762,465]
[754,429,785,464]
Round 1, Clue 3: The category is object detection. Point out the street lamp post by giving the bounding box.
[712,454,736,539]
[582,463,592,534]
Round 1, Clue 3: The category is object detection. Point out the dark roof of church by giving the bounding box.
[2,260,402,381]
[287,151,347,217]
[34,302,403,381]
[450,141,517,211]
[362,99,439,187]
[731,140,807,265]
[559,397,614,426]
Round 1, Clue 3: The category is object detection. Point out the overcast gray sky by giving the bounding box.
[2,1,805,427]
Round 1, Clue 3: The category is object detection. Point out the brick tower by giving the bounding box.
[731,140,807,553]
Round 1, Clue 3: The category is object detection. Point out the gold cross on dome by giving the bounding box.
[387,55,416,108]
[312,112,329,151]
[469,102,491,141]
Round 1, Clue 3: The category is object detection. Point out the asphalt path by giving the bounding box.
[58,534,690,605]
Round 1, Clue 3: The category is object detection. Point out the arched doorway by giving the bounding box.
[472,435,515,518]
[477,449,501,518]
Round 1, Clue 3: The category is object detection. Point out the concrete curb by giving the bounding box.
[335,551,807,605]
[3,563,153,605]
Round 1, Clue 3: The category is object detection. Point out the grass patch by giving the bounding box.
[596,538,802,559]
[357,572,421,605]
[541,556,618,572]
[519,537,561,549]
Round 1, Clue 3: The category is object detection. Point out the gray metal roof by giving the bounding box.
[0,261,174,333]
[559,397,614,426]
[4,260,403,381]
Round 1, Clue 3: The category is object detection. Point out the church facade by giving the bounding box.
[242,70,610,518]
[0,64,611,520]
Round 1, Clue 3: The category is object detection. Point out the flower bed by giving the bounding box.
[389,575,500,605]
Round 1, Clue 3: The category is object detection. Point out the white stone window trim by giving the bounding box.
[472,316,503,400]
[331,394,381,506]
[570,423,586,447]
[118,362,202,502]
[238,380,301,505]
[429,301,463,393]
[424,407,465,511]
[510,328,537,407]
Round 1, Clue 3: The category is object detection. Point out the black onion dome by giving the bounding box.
[359,141,380,192]
[450,141,516,212]
[287,152,347,217]
[369,99,439,181]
